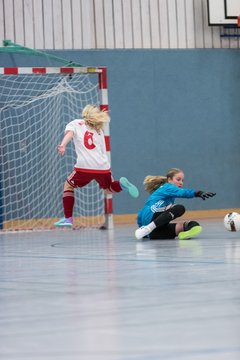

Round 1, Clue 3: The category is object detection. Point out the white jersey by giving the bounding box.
[65,119,110,172]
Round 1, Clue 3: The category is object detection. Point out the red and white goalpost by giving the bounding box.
[97,67,114,230]
[0,66,113,231]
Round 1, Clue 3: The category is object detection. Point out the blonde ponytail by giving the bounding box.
[143,175,167,194]
[143,168,183,194]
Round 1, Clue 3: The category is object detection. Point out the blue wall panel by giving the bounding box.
[1,49,240,214]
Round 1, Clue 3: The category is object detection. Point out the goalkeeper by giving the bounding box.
[135,168,216,240]
[55,104,139,228]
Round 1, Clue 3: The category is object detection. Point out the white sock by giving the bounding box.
[147,221,156,231]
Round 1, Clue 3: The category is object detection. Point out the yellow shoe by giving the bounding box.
[178,225,202,240]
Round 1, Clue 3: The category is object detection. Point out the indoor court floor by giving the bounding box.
[0,219,240,360]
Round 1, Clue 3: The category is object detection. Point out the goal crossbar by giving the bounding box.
[0,67,103,75]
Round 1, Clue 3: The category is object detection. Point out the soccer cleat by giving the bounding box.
[120,177,139,198]
[54,217,73,228]
[178,225,202,240]
[135,225,152,240]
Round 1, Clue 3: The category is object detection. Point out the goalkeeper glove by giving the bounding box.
[195,191,216,200]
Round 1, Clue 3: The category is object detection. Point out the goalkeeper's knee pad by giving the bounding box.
[170,204,185,219]
[153,204,186,228]
[183,220,200,231]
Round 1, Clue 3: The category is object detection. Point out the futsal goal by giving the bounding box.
[0,65,113,231]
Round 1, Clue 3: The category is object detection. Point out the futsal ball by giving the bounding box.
[223,212,240,232]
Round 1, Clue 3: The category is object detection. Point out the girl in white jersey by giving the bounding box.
[55,105,139,227]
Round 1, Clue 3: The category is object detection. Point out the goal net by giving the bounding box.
[0,67,113,231]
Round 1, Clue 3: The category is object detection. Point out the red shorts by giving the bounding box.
[67,169,121,193]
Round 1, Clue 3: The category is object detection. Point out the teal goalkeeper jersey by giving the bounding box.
[137,183,196,226]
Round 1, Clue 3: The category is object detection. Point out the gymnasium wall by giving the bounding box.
[2,48,239,215]
[0,0,240,50]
